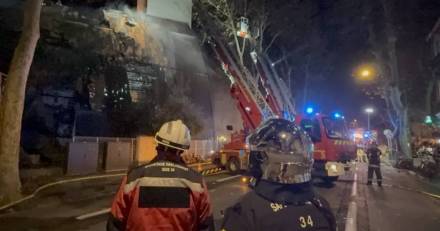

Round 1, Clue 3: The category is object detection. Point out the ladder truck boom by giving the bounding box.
[205,35,297,174]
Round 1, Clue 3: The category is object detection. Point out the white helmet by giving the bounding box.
[155,120,191,151]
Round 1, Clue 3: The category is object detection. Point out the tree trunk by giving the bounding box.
[398,108,411,158]
[137,0,147,12]
[381,0,412,158]
[0,0,42,205]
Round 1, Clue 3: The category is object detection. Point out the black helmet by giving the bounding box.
[247,118,314,184]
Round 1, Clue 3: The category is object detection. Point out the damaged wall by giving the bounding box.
[0,3,242,154]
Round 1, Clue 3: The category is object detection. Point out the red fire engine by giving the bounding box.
[208,35,355,182]
[297,113,356,182]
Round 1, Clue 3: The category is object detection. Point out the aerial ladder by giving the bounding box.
[193,9,354,179]
[207,34,296,173]
[207,35,355,182]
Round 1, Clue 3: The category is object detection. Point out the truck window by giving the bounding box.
[300,119,321,142]
[322,117,348,139]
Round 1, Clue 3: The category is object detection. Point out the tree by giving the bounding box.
[194,0,275,70]
[265,0,334,108]
[365,0,407,158]
[363,0,436,159]
[0,0,42,205]
[195,0,248,67]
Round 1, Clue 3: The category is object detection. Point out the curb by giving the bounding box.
[400,168,440,192]
[0,173,125,212]
[359,163,440,199]
[421,191,440,200]
[380,183,440,200]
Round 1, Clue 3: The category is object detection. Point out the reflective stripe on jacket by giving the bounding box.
[367,147,382,166]
[107,160,214,231]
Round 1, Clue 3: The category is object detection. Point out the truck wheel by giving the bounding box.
[322,176,339,183]
[227,157,240,174]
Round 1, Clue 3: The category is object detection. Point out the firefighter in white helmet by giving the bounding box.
[107,120,214,231]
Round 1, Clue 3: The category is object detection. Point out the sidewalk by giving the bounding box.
[358,155,440,195]
[0,173,124,214]
[0,171,234,215]
[355,163,440,231]
[383,159,440,195]
[0,172,237,230]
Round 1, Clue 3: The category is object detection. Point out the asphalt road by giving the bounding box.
[0,163,439,231]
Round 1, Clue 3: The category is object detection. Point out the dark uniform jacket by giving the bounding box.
[366,147,381,166]
[107,158,214,231]
[221,180,337,231]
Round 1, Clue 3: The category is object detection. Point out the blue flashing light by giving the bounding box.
[364,131,372,138]
[334,113,341,118]
[306,107,314,114]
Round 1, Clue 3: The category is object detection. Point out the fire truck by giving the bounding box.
[297,113,356,182]
[206,36,295,174]
[204,35,356,181]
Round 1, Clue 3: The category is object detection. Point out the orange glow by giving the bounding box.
[354,64,377,82]
[361,69,371,77]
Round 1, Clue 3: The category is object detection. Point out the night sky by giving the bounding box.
[266,0,440,125]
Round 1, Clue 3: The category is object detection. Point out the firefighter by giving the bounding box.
[221,118,337,231]
[107,120,214,231]
[366,141,382,186]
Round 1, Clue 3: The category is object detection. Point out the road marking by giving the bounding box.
[345,171,357,231]
[351,173,357,197]
[345,202,357,231]
[76,208,111,220]
[215,175,242,183]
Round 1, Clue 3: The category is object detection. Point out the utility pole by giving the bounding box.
[365,107,374,131]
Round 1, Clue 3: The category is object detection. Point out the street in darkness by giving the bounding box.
[0,163,439,231]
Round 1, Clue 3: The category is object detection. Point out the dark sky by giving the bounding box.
[268,0,440,123]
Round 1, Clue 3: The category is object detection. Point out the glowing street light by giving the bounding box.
[354,64,377,82]
[361,69,371,78]
[365,108,374,114]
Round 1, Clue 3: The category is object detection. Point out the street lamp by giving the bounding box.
[361,69,371,78]
[365,107,374,131]
[354,64,376,82]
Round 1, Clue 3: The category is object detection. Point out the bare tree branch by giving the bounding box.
[263,32,280,54]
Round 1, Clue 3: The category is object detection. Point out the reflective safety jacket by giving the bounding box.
[107,160,214,231]
[367,147,382,166]
[221,180,336,231]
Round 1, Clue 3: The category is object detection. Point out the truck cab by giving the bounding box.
[296,113,356,182]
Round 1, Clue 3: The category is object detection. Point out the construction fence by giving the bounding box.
[67,136,218,175]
